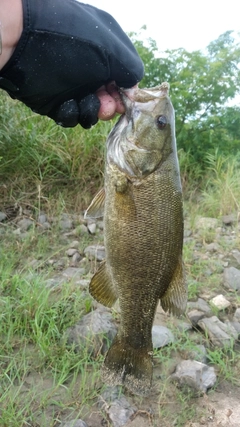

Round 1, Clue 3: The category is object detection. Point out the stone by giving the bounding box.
[38,214,48,224]
[171,360,216,393]
[232,249,240,265]
[195,216,218,230]
[188,309,205,326]
[59,219,73,230]
[198,316,238,347]
[186,345,207,364]
[17,218,34,231]
[0,212,7,222]
[64,308,117,356]
[210,294,231,311]
[71,252,82,264]
[234,308,240,321]
[69,240,80,249]
[87,222,97,234]
[66,248,78,257]
[230,321,240,336]
[98,389,136,427]
[152,325,175,348]
[222,214,237,225]
[187,298,212,315]
[61,420,88,427]
[205,242,221,252]
[62,267,85,280]
[84,245,105,261]
[223,267,240,291]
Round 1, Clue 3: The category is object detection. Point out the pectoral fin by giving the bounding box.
[89,261,118,307]
[161,257,187,316]
[84,188,105,219]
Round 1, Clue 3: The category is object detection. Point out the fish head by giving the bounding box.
[107,83,176,178]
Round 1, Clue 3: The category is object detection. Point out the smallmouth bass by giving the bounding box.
[85,82,187,395]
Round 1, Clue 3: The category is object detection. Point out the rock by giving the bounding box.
[198,316,238,347]
[61,420,88,427]
[38,213,48,224]
[187,298,212,315]
[232,249,240,265]
[186,345,207,364]
[71,252,82,264]
[66,248,78,257]
[195,216,218,230]
[188,309,205,326]
[222,214,237,225]
[152,325,175,348]
[77,224,88,235]
[84,245,105,261]
[98,389,136,427]
[64,308,117,355]
[87,222,97,234]
[223,266,240,291]
[17,218,34,231]
[171,360,216,393]
[230,321,240,336]
[234,308,240,321]
[59,218,73,231]
[69,240,80,249]
[210,294,231,311]
[0,212,7,222]
[205,242,221,252]
[62,267,85,280]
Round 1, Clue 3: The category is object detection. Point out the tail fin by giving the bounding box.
[102,334,153,395]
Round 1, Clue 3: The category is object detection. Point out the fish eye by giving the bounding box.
[156,115,167,129]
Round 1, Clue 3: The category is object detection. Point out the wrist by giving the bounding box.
[0,0,23,70]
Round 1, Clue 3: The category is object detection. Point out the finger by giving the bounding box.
[105,81,125,114]
[96,88,117,120]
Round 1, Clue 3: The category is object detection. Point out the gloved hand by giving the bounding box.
[0,0,144,128]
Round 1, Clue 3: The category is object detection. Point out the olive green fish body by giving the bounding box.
[85,83,187,394]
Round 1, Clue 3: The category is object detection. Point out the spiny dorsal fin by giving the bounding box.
[89,260,118,307]
[84,187,105,219]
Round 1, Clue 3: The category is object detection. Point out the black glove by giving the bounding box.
[0,0,144,128]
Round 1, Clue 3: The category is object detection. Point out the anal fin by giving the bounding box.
[89,260,118,307]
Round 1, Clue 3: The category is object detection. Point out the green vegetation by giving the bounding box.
[0,30,240,426]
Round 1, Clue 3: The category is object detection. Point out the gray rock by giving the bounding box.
[223,266,240,291]
[17,218,34,231]
[187,298,212,315]
[195,216,218,230]
[234,308,240,321]
[232,249,240,265]
[230,321,240,336]
[38,214,48,224]
[99,392,136,427]
[59,219,73,231]
[222,214,237,225]
[66,248,78,257]
[152,325,175,348]
[61,420,88,427]
[71,252,82,264]
[198,316,238,347]
[62,267,85,280]
[210,294,231,311]
[69,240,80,249]
[186,345,207,363]
[171,360,216,393]
[205,242,221,252]
[0,212,7,222]
[98,386,122,408]
[87,222,97,234]
[84,245,105,261]
[64,308,117,355]
[77,224,88,235]
[188,309,205,326]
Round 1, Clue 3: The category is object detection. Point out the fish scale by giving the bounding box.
[85,82,187,394]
